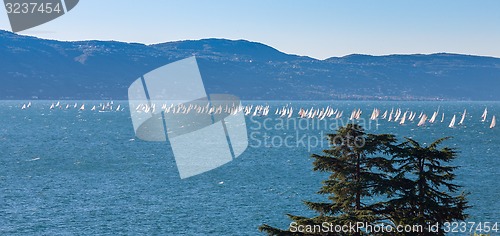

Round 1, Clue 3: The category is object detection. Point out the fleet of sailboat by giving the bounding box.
[17,102,498,129]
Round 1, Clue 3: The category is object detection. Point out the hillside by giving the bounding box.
[1,30,500,100]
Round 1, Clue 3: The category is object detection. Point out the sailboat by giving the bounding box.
[355,109,362,119]
[449,115,456,128]
[441,113,445,123]
[429,111,438,123]
[417,114,427,127]
[327,107,334,118]
[370,108,377,120]
[21,104,26,110]
[79,104,85,111]
[349,109,356,120]
[458,109,466,125]
[394,109,401,122]
[428,106,439,123]
[491,116,496,129]
[481,107,488,122]
[381,110,388,119]
[412,112,417,121]
[399,111,407,125]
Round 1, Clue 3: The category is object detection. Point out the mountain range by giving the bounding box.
[1,29,500,100]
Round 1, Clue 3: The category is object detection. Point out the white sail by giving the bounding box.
[407,112,413,121]
[27,102,32,108]
[312,109,319,119]
[481,107,488,122]
[280,107,287,118]
[79,104,85,111]
[319,110,326,120]
[441,113,445,123]
[458,109,466,125]
[381,110,388,119]
[417,114,427,127]
[491,116,496,129]
[355,109,362,119]
[325,107,331,118]
[370,108,380,120]
[449,115,456,128]
[429,111,438,123]
[399,112,407,125]
[335,111,343,119]
[411,112,417,121]
[394,109,401,122]
[327,107,334,117]
[21,104,26,110]
[50,103,55,109]
[349,109,356,120]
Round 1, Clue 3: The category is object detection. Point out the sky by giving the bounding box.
[1,0,500,59]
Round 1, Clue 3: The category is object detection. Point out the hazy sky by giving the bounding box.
[1,0,499,59]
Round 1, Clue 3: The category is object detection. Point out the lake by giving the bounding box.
[0,101,499,235]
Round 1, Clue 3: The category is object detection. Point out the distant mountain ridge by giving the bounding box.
[1,30,500,100]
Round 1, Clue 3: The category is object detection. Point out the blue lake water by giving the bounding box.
[0,101,499,235]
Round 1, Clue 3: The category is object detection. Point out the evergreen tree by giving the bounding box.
[259,124,397,236]
[387,137,469,235]
[259,126,469,236]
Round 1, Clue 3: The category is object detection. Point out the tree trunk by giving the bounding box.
[354,152,361,236]
[356,153,361,210]
[418,156,425,225]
